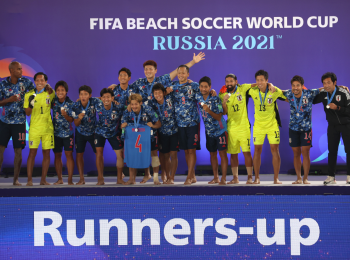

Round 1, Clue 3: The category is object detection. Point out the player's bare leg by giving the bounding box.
[76,153,85,185]
[227,154,239,184]
[159,152,168,183]
[140,167,152,183]
[208,151,220,184]
[115,149,125,184]
[13,148,22,186]
[270,144,282,184]
[219,150,228,185]
[167,151,178,184]
[95,147,105,185]
[301,146,311,184]
[151,152,161,185]
[184,149,196,185]
[123,168,136,185]
[54,152,64,185]
[252,145,263,184]
[26,148,37,186]
[243,152,253,184]
[292,147,302,184]
[40,149,51,185]
[64,151,74,185]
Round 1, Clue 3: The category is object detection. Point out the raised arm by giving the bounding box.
[169,52,205,80]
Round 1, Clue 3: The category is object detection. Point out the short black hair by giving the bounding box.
[119,67,131,77]
[225,74,237,80]
[34,72,48,81]
[79,85,92,94]
[177,64,190,73]
[152,83,166,94]
[321,72,337,83]
[100,88,114,97]
[255,70,268,80]
[199,76,211,87]
[291,75,304,86]
[55,80,68,92]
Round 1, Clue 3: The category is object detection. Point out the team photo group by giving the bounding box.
[0,52,349,187]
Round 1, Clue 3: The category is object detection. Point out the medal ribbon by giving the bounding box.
[133,107,142,128]
[292,91,303,115]
[259,88,268,106]
[327,87,337,105]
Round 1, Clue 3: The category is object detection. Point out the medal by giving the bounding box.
[133,107,142,132]
[135,128,138,132]
[326,105,330,109]
[327,88,337,108]
[292,91,303,117]
[296,113,299,116]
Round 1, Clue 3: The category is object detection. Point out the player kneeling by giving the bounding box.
[196,76,228,185]
[121,94,162,185]
[52,81,75,185]
[95,88,125,184]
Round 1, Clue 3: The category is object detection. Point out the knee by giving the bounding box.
[170,152,177,160]
[42,150,50,158]
[14,148,22,157]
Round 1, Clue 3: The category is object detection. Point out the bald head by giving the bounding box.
[9,62,22,79]
[9,61,20,71]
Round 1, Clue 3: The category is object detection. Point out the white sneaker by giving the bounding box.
[324,176,336,185]
[346,176,350,184]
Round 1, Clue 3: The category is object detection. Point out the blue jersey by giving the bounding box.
[52,96,74,138]
[121,104,159,141]
[0,77,34,124]
[284,89,319,131]
[113,84,138,107]
[95,102,125,138]
[144,94,177,135]
[72,97,101,136]
[130,74,171,102]
[196,93,227,137]
[171,81,200,127]
[124,125,151,169]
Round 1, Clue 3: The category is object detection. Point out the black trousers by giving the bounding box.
[327,124,350,176]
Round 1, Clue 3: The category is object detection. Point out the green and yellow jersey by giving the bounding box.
[24,89,55,134]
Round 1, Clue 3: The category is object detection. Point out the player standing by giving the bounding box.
[247,70,286,184]
[95,88,125,185]
[72,85,101,185]
[197,76,228,185]
[313,72,350,185]
[24,72,55,186]
[121,94,162,185]
[52,81,75,185]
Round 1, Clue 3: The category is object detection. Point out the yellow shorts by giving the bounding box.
[227,128,251,154]
[253,126,280,145]
[29,132,54,150]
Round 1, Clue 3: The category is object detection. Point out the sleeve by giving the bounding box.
[194,93,203,103]
[283,90,291,101]
[117,103,125,115]
[50,91,56,102]
[0,84,3,100]
[147,106,159,123]
[130,78,142,90]
[23,92,30,108]
[338,92,350,115]
[159,74,171,86]
[312,92,324,104]
[121,110,129,124]
[219,92,226,103]
[274,87,287,101]
[216,97,223,113]
[210,97,222,114]
[310,89,320,99]
[25,79,35,92]
[71,103,79,119]
[192,82,200,94]
[92,97,101,105]
[241,84,252,93]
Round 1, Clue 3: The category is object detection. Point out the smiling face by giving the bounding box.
[255,75,268,90]
[153,89,165,103]
[34,75,47,90]
[177,67,189,83]
[291,81,303,97]
[323,77,337,93]
[144,65,157,81]
[199,81,211,96]
[118,71,131,85]
[79,90,91,104]
[101,92,113,107]
[130,99,142,114]
[56,86,67,100]
[225,77,237,92]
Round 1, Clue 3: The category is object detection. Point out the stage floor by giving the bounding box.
[0,174,349,196]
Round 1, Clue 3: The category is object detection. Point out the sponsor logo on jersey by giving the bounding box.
[336,95,341,102]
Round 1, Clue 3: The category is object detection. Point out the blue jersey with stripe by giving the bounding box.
[124,125,151,169]
[52,96,75,137]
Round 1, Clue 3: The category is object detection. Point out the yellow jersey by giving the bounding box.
[247,86,286,129]
[24,89,55,134]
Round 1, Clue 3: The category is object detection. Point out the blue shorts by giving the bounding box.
[159,132,179,154]
[94,133,123,150]
[178,124,201,150]
[289,128,312,147]
[75,129,96,153]
[206,131,228,153]
[53,135,74,153]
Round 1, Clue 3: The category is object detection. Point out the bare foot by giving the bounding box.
[219,179,227,185]
[40,181,51,185]
[227,178,239,184]
[26,181,33,186]
[117,179,126,184]
[13,180,22,186]
[76,180,85,185]
[54,180,64,185]
[162,177,167,184]
[274,179,282,184]
[68,182,74,185]
[96,181,105,185]
[166,179,174,184]
[208,178,220,184]
[123,179,135,185]
[253,178,260,184]
[122,173,125,179]
[154,180,161,185]
[246,176,253,184]
[292,179,302,184]
[184,178,192,185]
[140,175,152,184]
[191,177,197,183]
[303,179,310,184]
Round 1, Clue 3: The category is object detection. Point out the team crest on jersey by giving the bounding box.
[302,97,308,104]
[142,113,147,122]
[336,95,341,102]
[19,84,25,92]
[253,137,256,142]
[30,141,33,146]
[267,98,272,104]
[46,99,50,104]
[188,89,193,95]
[289,138,292,143]
[94,139,98,144]
[237,95,242,101]
[111,112,117,119]
[166,99,172,107]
